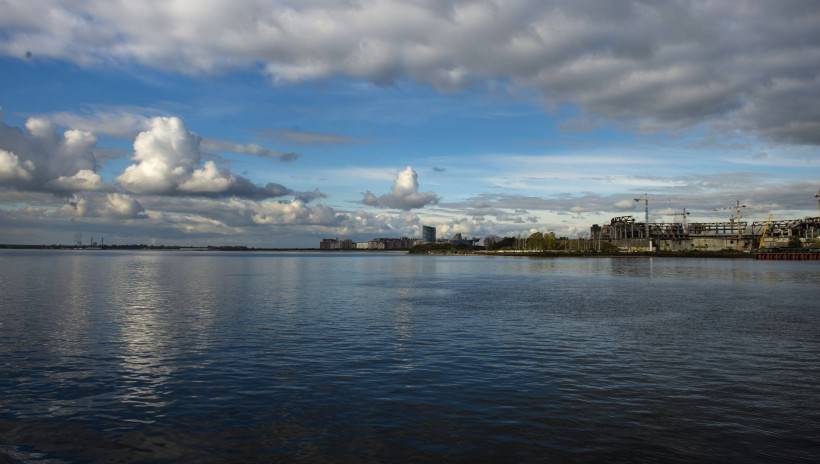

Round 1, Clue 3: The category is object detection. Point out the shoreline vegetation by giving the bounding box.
[407,243,753,258]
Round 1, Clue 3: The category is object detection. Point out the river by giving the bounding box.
[1,250,818,463]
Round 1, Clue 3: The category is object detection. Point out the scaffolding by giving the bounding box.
[592,216,820,247]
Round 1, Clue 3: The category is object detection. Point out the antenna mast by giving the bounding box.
[732,200,747,243]
[815,189,819,216]
[634,193,649,224]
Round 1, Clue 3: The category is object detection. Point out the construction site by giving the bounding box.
[589,193,820,253]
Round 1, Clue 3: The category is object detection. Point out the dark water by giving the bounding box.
[1,250,819,463]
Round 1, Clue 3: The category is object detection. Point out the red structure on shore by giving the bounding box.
[754,251,820,260]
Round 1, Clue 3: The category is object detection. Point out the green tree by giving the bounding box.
[493,237,516,249]
[527,232,544,250]
[543,231,557,250]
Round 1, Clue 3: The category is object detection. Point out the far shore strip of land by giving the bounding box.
[0,243,756,258]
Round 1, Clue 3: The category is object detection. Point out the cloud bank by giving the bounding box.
[269,129,363,145]
[0,112,351,244]
[2,1,820,144]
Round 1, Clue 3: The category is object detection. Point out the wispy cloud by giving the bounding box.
[44,107,155,138]
[264,129,366,145]
[201,139,299,162]
[331,167,399,182]
[605,176,689,188]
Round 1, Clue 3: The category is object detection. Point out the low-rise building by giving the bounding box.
[367,237,419,249]
[319,238,355,249]
[448,232,479,248]
[325,236,422,250]
[320,238,339,249]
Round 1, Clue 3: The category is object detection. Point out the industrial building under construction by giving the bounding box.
[591,215,820,252]
[590,193,820,252]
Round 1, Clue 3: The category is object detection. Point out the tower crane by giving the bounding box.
[759,214,773,249]
[730,200,747,223]
[714,200,747,223]
[672,208,691,234]
[634,194,649,224]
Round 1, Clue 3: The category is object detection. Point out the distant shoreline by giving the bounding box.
[6,244,817,260]
[0,244,404,252]
[0,244,755,258]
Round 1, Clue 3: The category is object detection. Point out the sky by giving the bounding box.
[0,0,819,247]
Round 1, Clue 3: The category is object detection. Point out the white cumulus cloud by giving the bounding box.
[63,192,145,219]
[117,116,294,198]
[117,116,200,194]
[178,161,235,194]
[0,118,99,191]
[0,149,35,181]
[362,166,439,210]
[103,193,145,218]
[46,169,103,191]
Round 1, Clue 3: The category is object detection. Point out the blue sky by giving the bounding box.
[1,1,818,246]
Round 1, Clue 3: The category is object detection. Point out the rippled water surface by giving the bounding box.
[1,250,819,463]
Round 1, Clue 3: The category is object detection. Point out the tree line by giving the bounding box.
[485,232,618,252]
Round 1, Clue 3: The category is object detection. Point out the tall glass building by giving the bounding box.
[422,225,436,243]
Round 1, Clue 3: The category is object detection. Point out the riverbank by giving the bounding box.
[5,244,815,260]
[0,244,409,252]
[481,250,753,258]
[412,249,753,258]
[408,243,753,258]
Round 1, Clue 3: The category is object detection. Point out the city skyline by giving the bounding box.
[2,1,819,247]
